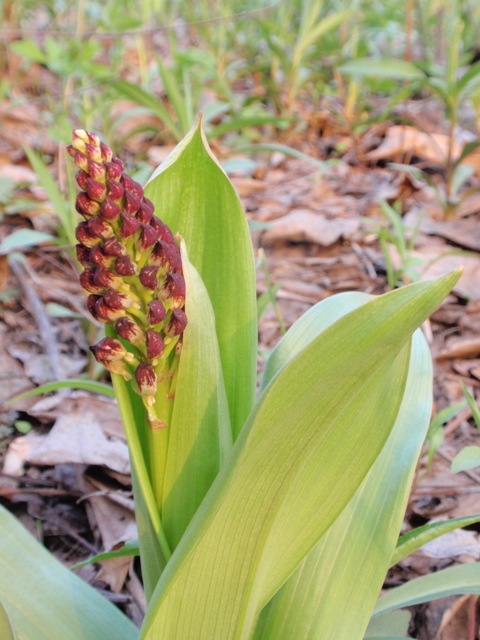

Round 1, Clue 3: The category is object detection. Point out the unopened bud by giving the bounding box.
[103,237,126,258]
[139,266,159,290]
[76,170,89,190]
[160,271,186,308]
[106,179,124,202]
[100,198,121,221]
[85,143,102,164]
[120,212,140,238]
[104,160,123,180]
[146,330,164,359]
[139,223,160,250]
[87,216,113,239]
[148,300,166,325]
[75,244,91,266]
[135,362,157,398]
[93,266,123,289]
[95,298,125,322]
[116,316,144,344]
[115,255,136,276]
[90,337,135,378]
[76,221,101,248]
[87,159,106,181]
[103,288,133,310]
[86,178,107,202]
[151,216,174,243]
[80,269,105,294]
[90,245,114,268]
[165,309,188,337]
[124,191,141,215]
[122,174,144,200]
[76,192,100,218]
[100,141,113,162]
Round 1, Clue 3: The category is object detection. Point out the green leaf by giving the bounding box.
[461,381,480,429]
[364,610,411,638]
[161,243,232,549]
[0,505,137,640]
[391,514,480,566]
[451,445,480,473]
[373,563,480,617]
[339,58,424,80]
[0,229,55,254]
[145,120,257,439]
[140,272,459,640]
[71,539,140,569]
[255,330,432,640]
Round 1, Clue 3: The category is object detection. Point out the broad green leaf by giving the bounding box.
[255,331,432,640]
[140,272,459,640]
[364,610,410,638]
[451,445,480,473]
[0,505,137,640]
[0,229,55,254]
[161,243,232,549]
[339,58,424,80]
[72,539,140,569]
[391,514,480,566]
[373,563,480,617]
[145,121,257,439]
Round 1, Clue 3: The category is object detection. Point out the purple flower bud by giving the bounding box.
[86,294,102,318]
[119,212,140,238]
[135,362,157,397]
[87,216,113,239]
[103,237,126,257]
[80,269,105,294]
[103,288,132,310]
[87,159,106,181]
[100,141,113,162]
[86,178,107,202]
[111,156,125,171]
[75,244,91,266]
[146,330,164,359]
[76,221,101,248]
[161,271,186,308]
[90,245,114,268]
[76,192,100,218]
[165,308,188,337]
[72,130,88,152]
[106,179,124,202]
[71,149,89,172]
[76,170,89,190]
[93,267,123,289]
[115,316,144,343]
[148,300,166,325]
[87,132,101,147]
[104,161,123,180]
[137,201,153,224]
[149,240,182,273]
[150,216,174,243]
[139,223,160,250]
[139,266,159,290]
[90,337,134,377]
[100,198,121,221]
[95,298,125,322]
[122,174,144,200]
[85,143,102,163]
[124,191,141,215]
[115,255,136,276]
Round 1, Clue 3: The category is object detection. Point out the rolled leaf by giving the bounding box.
[145,120,257,439]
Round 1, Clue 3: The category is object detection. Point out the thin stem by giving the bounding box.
[148,366,174,509]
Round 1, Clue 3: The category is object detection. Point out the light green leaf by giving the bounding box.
[0,505,137,640]
[161,243,232,549]
[339,58,424,80]
[373,563,480,617]
[391,514,480,566]
[140,272,459,640]
[364,610,411,638]
[0,601,17,640]
[6,379,115,403]
[255,330,432,640]
[461,381,480,429]
[145,120,257,439]
[0,229,55,254]
[451,445,480,473]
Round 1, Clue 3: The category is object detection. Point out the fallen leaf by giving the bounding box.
[261,209,360,245]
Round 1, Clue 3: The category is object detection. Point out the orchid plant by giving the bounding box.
[1,122,480,640]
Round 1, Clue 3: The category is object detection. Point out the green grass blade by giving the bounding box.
[255,331,432,640]
[145,120,257,439]
[23,147,75,246]
[372,564,480,617]
[140,272,459,640]
[161,243,232,549]
[7,379,115,404]
[157,57,191,135]
[71,539,140,569]
[339,58,424,81]
[0,505,137,640]
[391,515,480,567]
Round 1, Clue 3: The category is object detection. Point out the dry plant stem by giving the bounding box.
[468,594,477,640]
[9,257,65,381]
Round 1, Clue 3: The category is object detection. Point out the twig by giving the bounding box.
[9,256,65,381]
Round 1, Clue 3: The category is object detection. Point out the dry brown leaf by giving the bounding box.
[3,395,129,476]
[438,594,480,640]
[261,209,360,245]
[437,338,480,360]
